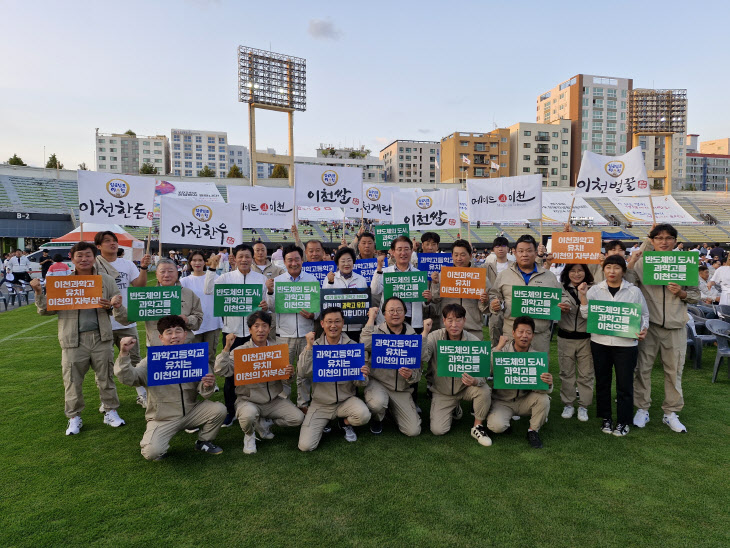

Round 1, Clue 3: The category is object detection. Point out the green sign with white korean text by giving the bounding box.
[213,284,263,317]
[586,300,642,339]
[642,251,699,286]
[127,286,182,322]
[274,281,321,314]
[436,340,491,377]
[511,286,562,320]
[374,224,410,251]
[492,352,549,390]
[383,271,427,302]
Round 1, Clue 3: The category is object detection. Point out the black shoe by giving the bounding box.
[194,440,223,455]
[370,420,383,435]
[527,429,543,449]
[221,413,236,428]
[601,418,614,434]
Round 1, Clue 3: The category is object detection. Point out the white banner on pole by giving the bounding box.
[609,195,701,225]
[467,175,542,222]
[160,196,242,247]
[459,190,469,223]
[392,189,460,230]
[575,148,650,197]
[153,180,223,218]
[362,184,393,221]
[541,192,609,225]
[227,186,295,229]
[77,171,155,227]
[297,206,345,222]
[295,164,363,216]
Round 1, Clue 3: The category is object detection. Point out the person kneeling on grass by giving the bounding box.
[487,316,553,449]
[114,315,227,460]
[297,307,371,451]
[214,311,304,455]
[421,303,493,447]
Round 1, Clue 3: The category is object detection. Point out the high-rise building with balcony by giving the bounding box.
[379,140,440,184]
[171,129,228,178]
[95,132,169,175]
[440,129,510,184]
[508,120,572,188]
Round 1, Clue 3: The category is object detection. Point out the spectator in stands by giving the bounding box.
[710,243,726,263]
[697,265,720,317]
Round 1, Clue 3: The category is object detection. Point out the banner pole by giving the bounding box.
[146,226,152,255]
[79,222,84,243]
[567,196,576,225]
[649,194,656,225]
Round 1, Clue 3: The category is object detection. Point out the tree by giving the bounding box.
[227,164,244,178]
[197,165,216,177]
[271,164,288,178]
[78,162,88,170]
[46,153,63,169]
[124,129,136,136]
[7,154,26,166]
[139,162,158,174]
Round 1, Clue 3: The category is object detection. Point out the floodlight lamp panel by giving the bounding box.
[237,45,307,111]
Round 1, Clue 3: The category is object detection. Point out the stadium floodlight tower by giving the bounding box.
[238,46,306,187]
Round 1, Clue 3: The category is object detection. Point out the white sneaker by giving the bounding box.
[185,427,200,434]
[66,416,82,435]
[243,433,257,454]
[577,407,589,422]
[255,417,275,440]
[561,406,575,419]
[663,412,687,433]
[512,415,521,421]
[633,409,650,428]
[136,394,147,409]
[98,404,105,413]
[343,425,357,442]
[103,409,126,428]
[471,425,492,447]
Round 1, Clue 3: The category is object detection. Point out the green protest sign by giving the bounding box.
[642,251,699,286]
[374,224,410,251]
[213,284,263,317]
[511,286,562,320]
[274,281,321,314]
[436,340,491,377]
[586,300,642,339]
[383,271,427,302]
[492,352,549,390]
[127,286,182,322]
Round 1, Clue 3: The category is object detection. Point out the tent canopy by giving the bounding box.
[51,223,141,247]
[601,230,638,240]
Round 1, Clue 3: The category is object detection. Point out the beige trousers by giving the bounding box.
[364,378,421,437]
[277,336,309,407]
[634,323,685,414]
[430,384,491,436]
[557,336,594,407]
[487,392,550,432]
[236,396,304,435]
[193,329,221,374]
[298,396,371,451]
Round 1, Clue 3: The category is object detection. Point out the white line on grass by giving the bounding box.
[0,317,57,343]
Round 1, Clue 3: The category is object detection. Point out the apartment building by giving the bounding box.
[96,132,169,175]
[440,129,510,184]
[171,129,228,178]
[379,140,440,184]
[228,145,250,177]
[508,120,571,187]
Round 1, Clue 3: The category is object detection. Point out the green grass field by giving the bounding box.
[1,295,729,547]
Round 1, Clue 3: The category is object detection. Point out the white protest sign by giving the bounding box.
[392,189,460,230]
[609,195,701,225]
[362,184,393,221]
[459,190,469,223]
[77,171,155,227]
[297,206,345,222]
[154,180,223,219]
[541,192,609,225]
[295,164,363,216]
[160,196,242,247]
[467,175,542,223]
[227,186,295,229]
[575,148,650,197]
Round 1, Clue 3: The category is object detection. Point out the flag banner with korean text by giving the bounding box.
[313,344,366,382]
[127,286,182,321]
[492,352,549,390]
[227,186,295,228]
[77,170,155,227]
[459,190,469,223]
[549,232,602,264]
[575,148,650,197]
[320,288,371,324]
[609,195,702,225]
[392,189,460,230]
[160,196,242,248]
[642,251,699,286]
[146,343,208,386]
[586,301,643,339]
[233,344,290,386]
[417,253,453,280]
[467,175,542,223]
[302,261,337,284]
[374,224,409,250]
[353,257,388,283]
[154,180,223,219]
[383,271,427,302]
[438,267,487,299]
[297,206,345,222]
[436,340,491,377]
[274,281,321,314]
[46,275,102,310]
[213,284,263,317]
[511,287,562,320]
[295,164,363,217]
[370,334,422,370]
[541,191,609,225]
[362,184,394,221]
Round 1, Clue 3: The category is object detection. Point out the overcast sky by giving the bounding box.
[1,0,727,169]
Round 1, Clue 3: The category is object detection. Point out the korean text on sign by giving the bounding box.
[127,286,182,321]
[438,267,486,299]
[586,300,643,339]
[233,343,290,386]
[274,281,321,314]
[511,287,562,320]
[146,343,207,386]
[549,232,602,264]
[213,284,263,317]
[417,253,453,280]
[302,262,336,284]
[353,257,387,284]
[374,224,410,251]
[45,275,103,310]
[383,271,427,302]
[370,334,422,370]
[642,251,699,286]
[313,345,366,382]
[492,352,549,390]
[436,340,491,377]
[320,288,371,324]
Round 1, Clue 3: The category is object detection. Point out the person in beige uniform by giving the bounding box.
[488,234,562,353]
[31,241,129,435]
[252,242,285,279]
[361,299,432,437]
[419,232,444,331]
[592,240,639,285]
[487,316,554,449]
[485,236,513,347]
[115,315,226,460]
[631,223,700,433]
[422,304,493,447]
[214,311,304,455]
[297,307,371,451]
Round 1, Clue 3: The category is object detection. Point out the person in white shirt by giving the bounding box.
[708,259,730,305]
[7,249,31,288]
[485,236,513,347]
[322,247,368,341]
